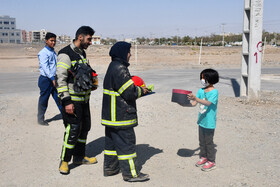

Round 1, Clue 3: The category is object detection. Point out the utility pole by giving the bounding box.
[194,28,197,45]
[221,23,226,46]
[176,28,179,45]
[262,36,266,62]
[240,0,264,100]
[198,38,203,65]
[135,42,138,66]
[150,32,154,44]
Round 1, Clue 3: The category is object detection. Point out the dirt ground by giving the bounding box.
[0,44,280,187]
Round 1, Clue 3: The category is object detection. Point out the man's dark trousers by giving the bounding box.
[38,75,61,122]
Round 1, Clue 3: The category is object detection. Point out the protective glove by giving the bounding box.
[147,84,154,92]
[72,63,95,92]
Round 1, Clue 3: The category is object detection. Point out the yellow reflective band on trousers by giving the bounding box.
[117,153,137,178]
[77,138,86,143]
[104,150,117,156]
[101,119,137,127]
[118,79,134,94]
[129,158,137,177]
[117,153,137,160]
[61,124,75,160]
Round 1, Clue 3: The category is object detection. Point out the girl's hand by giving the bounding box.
[187,93,196,101]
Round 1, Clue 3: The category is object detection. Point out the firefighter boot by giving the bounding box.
[104,168,121,176]
[123,173,150,182]
[104,161,121,176]
[59,161,69,175]
[73,156,97,165]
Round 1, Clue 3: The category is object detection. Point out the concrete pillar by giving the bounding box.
[240,0,264,100]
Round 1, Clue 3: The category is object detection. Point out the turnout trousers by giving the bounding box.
[37,75,61,122]
[104,126,140,178]
[60,101,91,162]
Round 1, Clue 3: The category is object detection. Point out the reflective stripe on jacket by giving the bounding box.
[56,43,92,105]
[102,60,143,129]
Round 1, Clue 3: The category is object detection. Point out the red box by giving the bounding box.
[171,89,192,106]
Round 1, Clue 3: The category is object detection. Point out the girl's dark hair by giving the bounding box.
[75,26,95,39]
[45,32,56,40]
[200,69,219,84]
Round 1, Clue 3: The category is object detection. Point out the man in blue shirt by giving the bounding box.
[37,32,61,126]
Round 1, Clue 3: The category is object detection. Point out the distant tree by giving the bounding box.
[136,37,146,44]
[130,32,280,46]
[171,36,178,43]
[225,34,242,43]
[182,36,191,44]
[154,38,161,44]
[262,31,276,44]
[160,37,167,44]
[211,34,222,42]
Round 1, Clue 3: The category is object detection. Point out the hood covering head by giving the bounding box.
[109,42,131,63]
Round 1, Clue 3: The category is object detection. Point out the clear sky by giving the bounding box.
[1,0,279,39]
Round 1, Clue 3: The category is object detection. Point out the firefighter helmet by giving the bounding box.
[131,75,146,87]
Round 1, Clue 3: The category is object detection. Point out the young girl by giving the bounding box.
[187,69,219,171]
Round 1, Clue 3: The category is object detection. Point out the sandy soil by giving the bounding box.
[1,43,280,72]
[0,44,280,187]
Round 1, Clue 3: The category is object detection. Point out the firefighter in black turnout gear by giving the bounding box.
[102,42,150,182]
[56,26,98,175]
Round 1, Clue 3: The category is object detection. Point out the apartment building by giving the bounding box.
[58,35,71,43]
[22,30,32,43]
[0,15,21,43]
[31,29,48,42]
[92,35,101,44]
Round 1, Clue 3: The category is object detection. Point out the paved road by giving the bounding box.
[135,67,280,97]
[0,67,279,97]
[0,72,38,95]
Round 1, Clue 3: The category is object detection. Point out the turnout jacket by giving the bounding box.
[102,42,144,129]
[102,59,144,128]
[56,42,91,106]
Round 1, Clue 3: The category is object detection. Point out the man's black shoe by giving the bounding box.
[38,120,49,126]
[123,173,150,182]
[104,168,121,177]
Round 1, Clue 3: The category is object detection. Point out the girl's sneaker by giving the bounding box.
[195,157,207,167]
[201,161,216,171]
